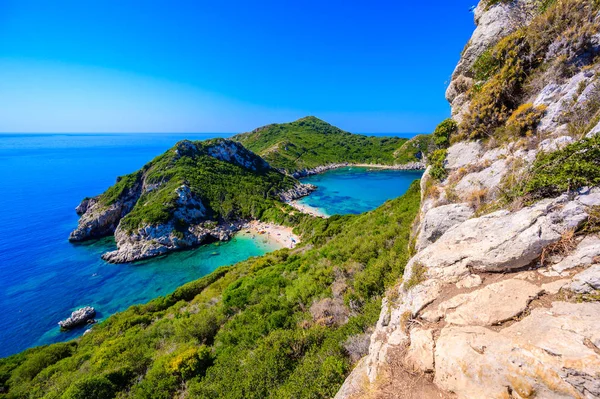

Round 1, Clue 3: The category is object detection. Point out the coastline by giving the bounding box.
[239,220,300,249]
[289,161,425,179]
[288,200,329,218]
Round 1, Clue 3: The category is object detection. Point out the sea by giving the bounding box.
[0,133,421,357]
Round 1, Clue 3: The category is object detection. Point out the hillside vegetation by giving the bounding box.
[233,116,425,174]
[0,182,421,398]
[107,139,298,231]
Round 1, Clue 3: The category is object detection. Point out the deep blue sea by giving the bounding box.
[0,133,421,358]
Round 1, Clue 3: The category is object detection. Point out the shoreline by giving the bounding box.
[288,200,329,218]
[290,161,425,179]
[238,220,300,249]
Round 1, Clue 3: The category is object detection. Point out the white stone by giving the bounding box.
[434,302,600,399]
[569,265,600,294]
[445,141,483,170]
[406,328,435,372]
[456,274,482,289]
[416,203,474,251]
[437,279,542,326]
[552,235,600,273]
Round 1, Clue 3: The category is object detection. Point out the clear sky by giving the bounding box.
[0,0,476,133]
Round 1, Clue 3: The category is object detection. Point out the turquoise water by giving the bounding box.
[0,133,419,358]
[298,167,423,216]
[0,133,281,358]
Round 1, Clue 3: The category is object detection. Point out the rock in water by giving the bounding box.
[58,307,96,330]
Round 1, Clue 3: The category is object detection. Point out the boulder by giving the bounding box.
[569,265,600,294]
[406,328,435,372]
[551,235,600,273]
[410,195,590,278]
[416,203,474,251]
[59,307,96,330]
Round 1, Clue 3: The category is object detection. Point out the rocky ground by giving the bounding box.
[336,1,600,398]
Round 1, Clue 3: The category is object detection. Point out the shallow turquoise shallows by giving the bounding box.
[298,167,423,216]
[0,133,419,358]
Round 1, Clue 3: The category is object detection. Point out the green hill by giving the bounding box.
[0,181,421,398]
[69,138,306,263]
[233,116,424,174]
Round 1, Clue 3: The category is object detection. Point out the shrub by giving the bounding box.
[404,262,427,290]
[167,346,213,380]
[428,149,448,181]
[62,376,115,399]
[432,119,458,148]
[505,103,547,137]
[525,134,600,197]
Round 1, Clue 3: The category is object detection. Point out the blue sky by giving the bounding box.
[0,0,476,133]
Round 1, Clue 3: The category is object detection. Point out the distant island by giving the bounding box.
[69,119,427,262]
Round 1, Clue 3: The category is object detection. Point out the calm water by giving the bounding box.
[298,167,423,216]
[0,133,420,358]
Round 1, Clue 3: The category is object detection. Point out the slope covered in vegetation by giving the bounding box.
[233,116,424,174]
[0,181,421,398]
[69,138,310,262]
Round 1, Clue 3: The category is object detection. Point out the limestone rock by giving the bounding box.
[410,195,590,278]
[406,328,435,372]
[436,279,542,326]
[552,235,600,273]
[541,279,570,294]
[69,184,141,242]
[445,142,483,170]
[569,265,600,294]
[447,0,536,118]
[58,307,96,330]
[455,274,482,289]
[454,158,508,197]
[535,69,598,134]
[434,302,600,399]
[278,183,317,202]
[416,203,474,251]
[587,120,600,138]
[539,136,575,153]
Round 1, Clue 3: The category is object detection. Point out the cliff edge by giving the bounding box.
[337,1,600,398]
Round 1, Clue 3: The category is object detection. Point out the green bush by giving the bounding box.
[428,149,448,181]
[61,376,115,399]
[432,119,457,148]
[525,135,600,198]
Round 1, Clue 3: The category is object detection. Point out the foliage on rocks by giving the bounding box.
[461,0,600,141]
[432,119,457,148]
[525,134,600,198]
[428,149,448,182]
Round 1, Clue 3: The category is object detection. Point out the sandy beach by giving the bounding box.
[288,200,329,218]
[239,221,301,249]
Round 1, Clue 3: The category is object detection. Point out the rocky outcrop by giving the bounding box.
[58,307,96,330]
[446,0,536,121]
[415,203,474,252]
[70,138,299,263]
[68,178,142,242]
[337,185,600,399]
[435,302,600,399]
[278,183,317,202]
[101,220,238,263]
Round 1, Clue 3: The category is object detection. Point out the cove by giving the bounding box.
[297,167,424,216]
[0,134,419,358]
